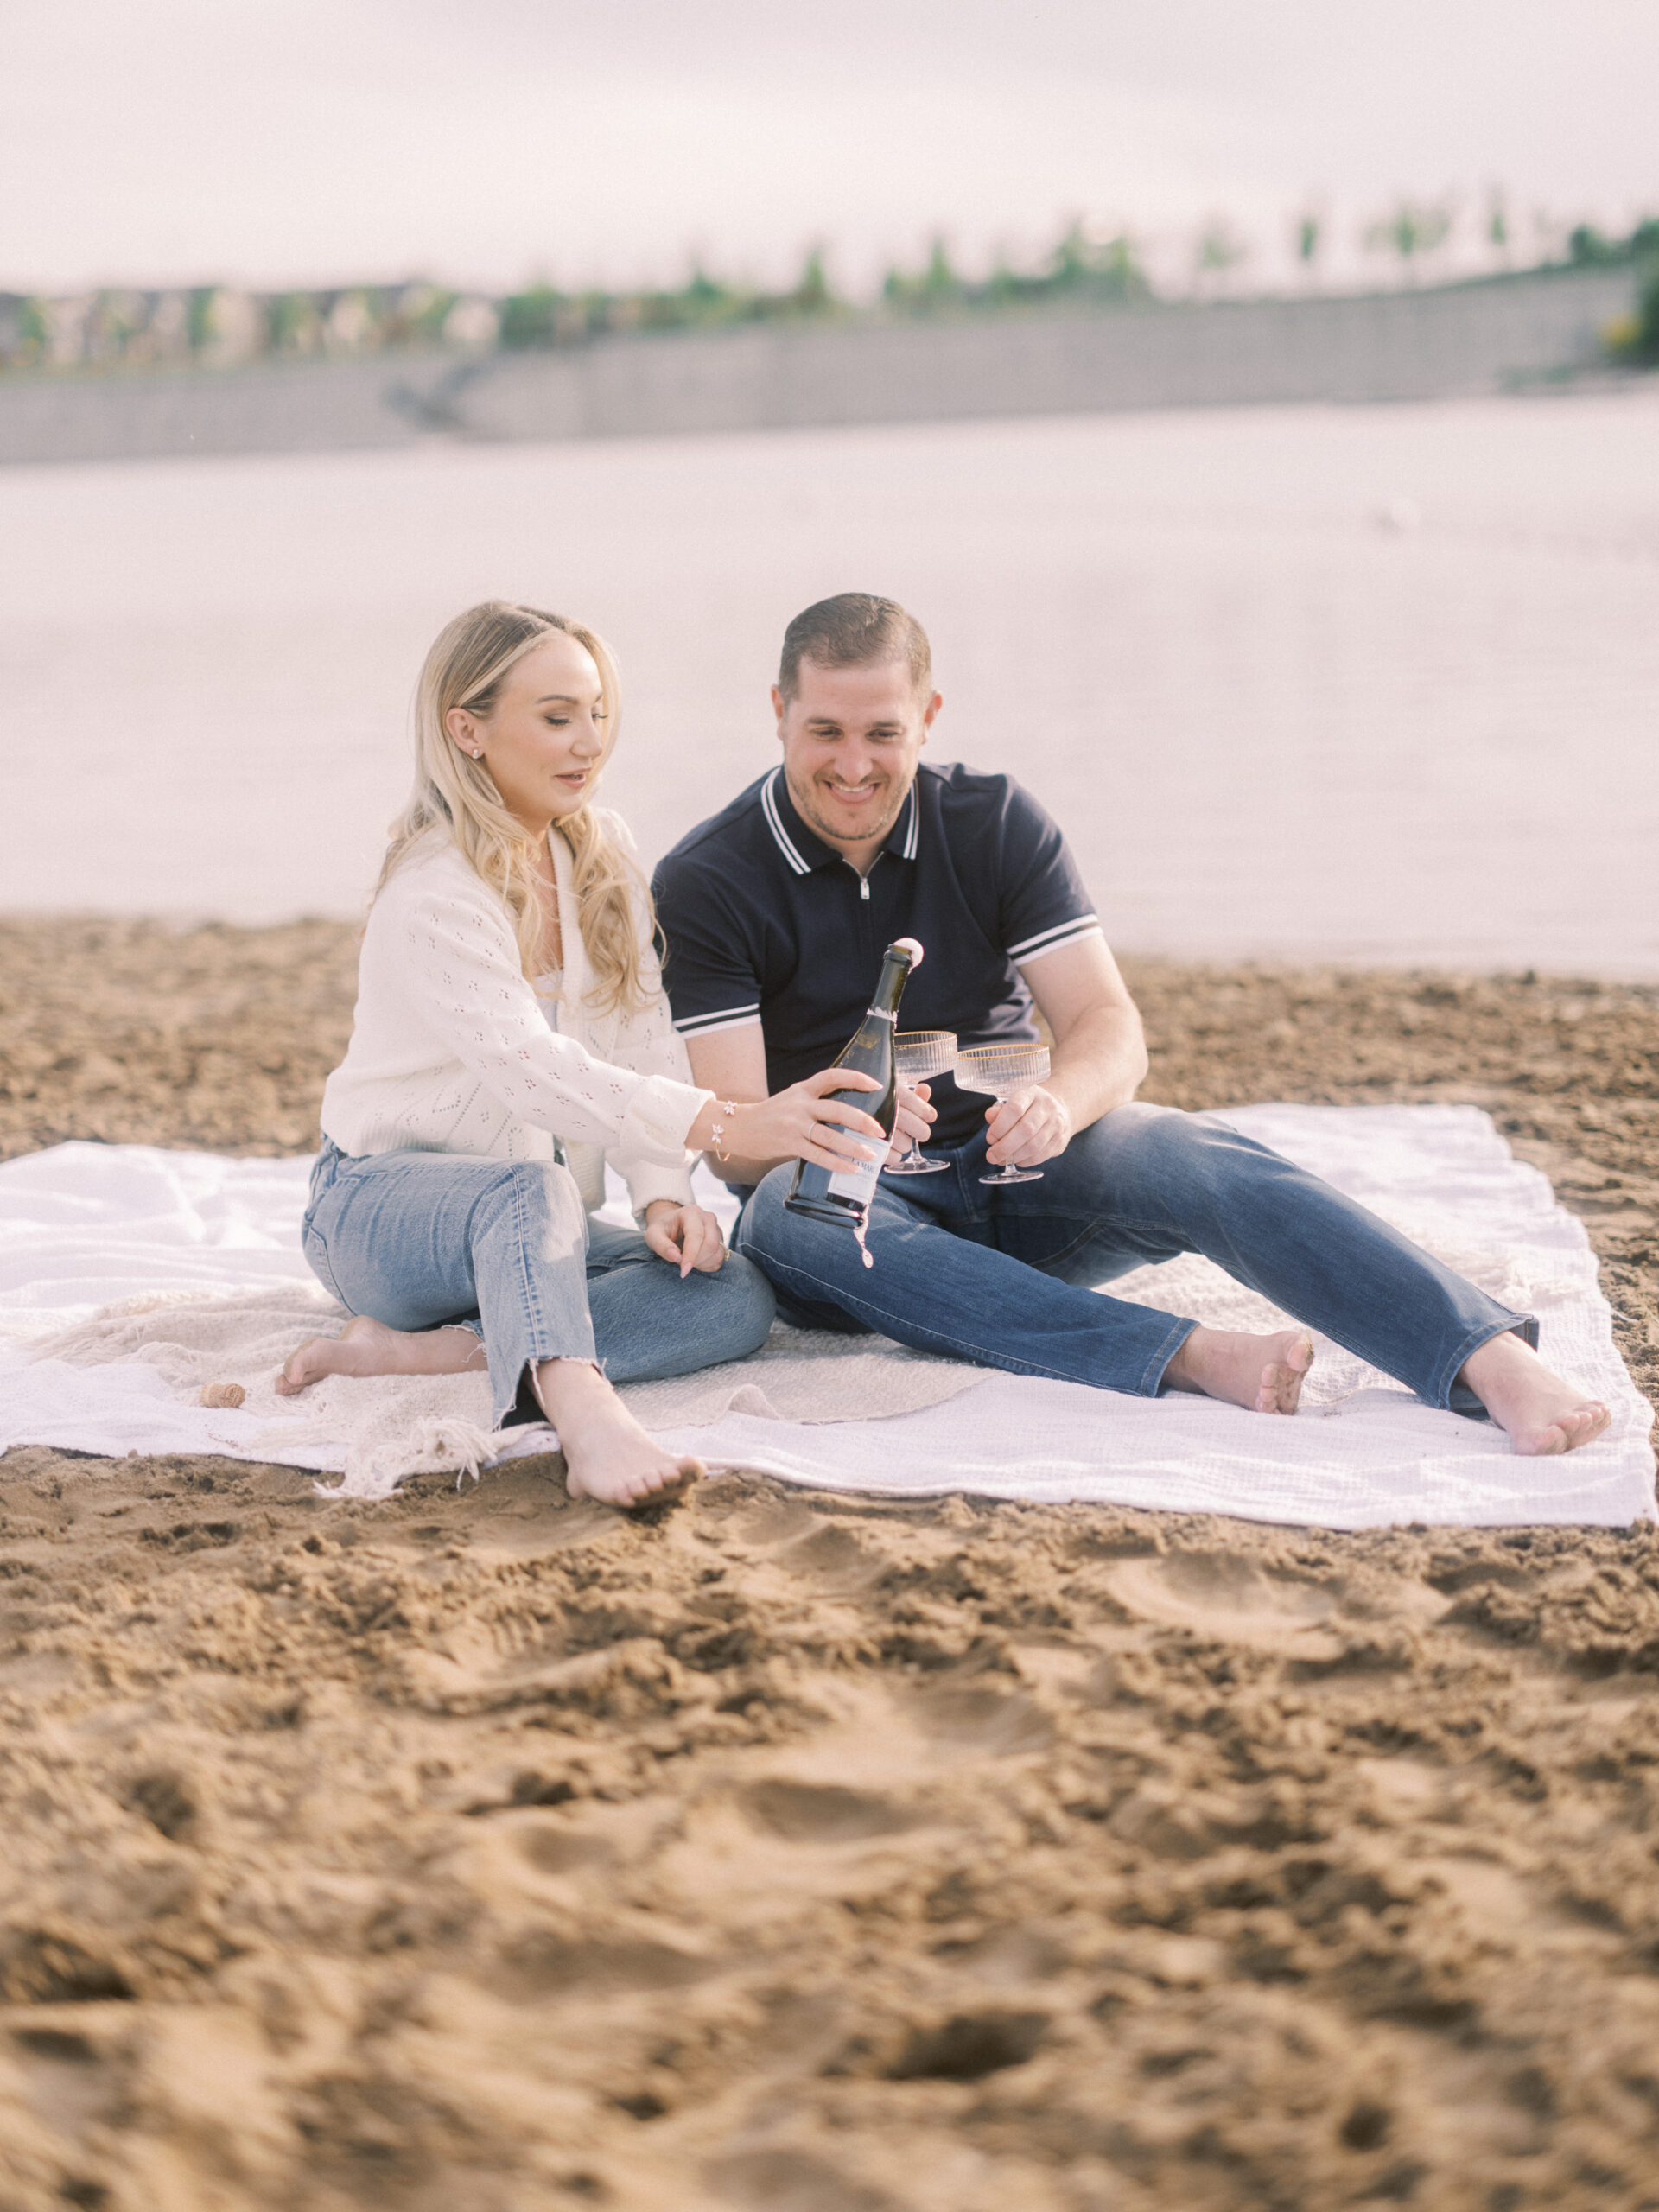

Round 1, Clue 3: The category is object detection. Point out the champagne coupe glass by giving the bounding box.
[887,1031,957,1176]
[955,1043,1052,1185]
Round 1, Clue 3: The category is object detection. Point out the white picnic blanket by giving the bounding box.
[0,1108,1651,1529]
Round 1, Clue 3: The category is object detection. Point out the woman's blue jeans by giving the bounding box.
[302,1142,776,1428]
[734,1103,1535,1414]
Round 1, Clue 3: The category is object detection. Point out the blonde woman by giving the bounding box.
[278,601,890,1506]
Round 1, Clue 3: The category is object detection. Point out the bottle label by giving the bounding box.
[824,1123,884,1205]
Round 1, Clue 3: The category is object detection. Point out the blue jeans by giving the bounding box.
[735,1103,1535,1412]
[302,1142,776,1427]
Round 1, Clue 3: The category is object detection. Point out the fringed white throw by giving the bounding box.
[1,1108,1651,1529]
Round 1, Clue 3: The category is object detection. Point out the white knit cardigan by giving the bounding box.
[319,815,711,1216]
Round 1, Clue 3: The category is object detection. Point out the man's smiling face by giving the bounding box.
[772,656,941,855]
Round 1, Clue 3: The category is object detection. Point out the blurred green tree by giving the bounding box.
[498,285,563,347]
[1194,218,1249,292]
[1294,206,1323,280]
[1568,225,1621,266]
[1364,198,1454,282]
[1485,188,1511,266]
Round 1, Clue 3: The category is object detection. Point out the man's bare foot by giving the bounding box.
[1164,1325,1315,1414]
[276,1315,484,1395]
[1459,1331,1611,1456]
[534,1357,702,1510]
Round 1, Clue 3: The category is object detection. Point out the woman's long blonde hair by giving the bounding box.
[378,600,655,1013]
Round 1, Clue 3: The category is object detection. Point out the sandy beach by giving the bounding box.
[2,917,1657,2210]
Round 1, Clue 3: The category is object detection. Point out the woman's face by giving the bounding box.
[448,631,609,830]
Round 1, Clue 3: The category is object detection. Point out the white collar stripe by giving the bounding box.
[901,783,919,860]
[761,769,811,875]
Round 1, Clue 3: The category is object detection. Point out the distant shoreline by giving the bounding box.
[0,264,1640,468]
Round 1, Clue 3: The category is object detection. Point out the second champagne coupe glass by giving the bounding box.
[955,1043,1052,1185]
[887,1031,957,1175]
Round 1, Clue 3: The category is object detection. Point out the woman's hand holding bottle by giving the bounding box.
[687,1069,889,1176]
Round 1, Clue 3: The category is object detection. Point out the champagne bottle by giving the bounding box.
[785,938,922,1230]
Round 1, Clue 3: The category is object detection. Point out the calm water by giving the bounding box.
[3,391,1656,973]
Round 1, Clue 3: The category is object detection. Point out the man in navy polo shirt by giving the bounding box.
[651,594,1609,1457]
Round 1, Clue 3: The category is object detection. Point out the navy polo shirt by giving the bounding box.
[652,761,1103,1150]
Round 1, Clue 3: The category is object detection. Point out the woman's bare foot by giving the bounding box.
[534,1357,702,1510]
[1164,1325,1315,1414]
[1459,1331,1611,1456]
[276,1315,485,1395]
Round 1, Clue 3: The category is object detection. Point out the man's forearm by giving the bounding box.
[1046,1006,1148,1133]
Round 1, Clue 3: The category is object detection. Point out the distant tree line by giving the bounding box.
[1567,219,1659,364]
[0,280,494,378]
[3,208,1656,379]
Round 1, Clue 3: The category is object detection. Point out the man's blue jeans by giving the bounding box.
[734,1103,1535,1412]
[302,1142,776,1427]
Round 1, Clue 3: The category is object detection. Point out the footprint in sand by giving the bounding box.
[709,2148,898,2212]
[906,1681,1055,1757]
[494,1932,710,2003]
[774,1521,884,1593]
[513,1823,616,1877]
[1105,1550,1346,1657]
[124,1770,200,1843]
[741,1779,916,1844]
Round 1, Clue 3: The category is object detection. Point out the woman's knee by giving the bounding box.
[508,1154,583,1205]
[591,1248,775,1382]
[704,1251,777,1357]
[482,1157,588,1245]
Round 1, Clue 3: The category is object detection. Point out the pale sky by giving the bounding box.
[3,0,1656,299]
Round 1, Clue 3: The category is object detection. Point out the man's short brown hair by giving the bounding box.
[778,593,932,704]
